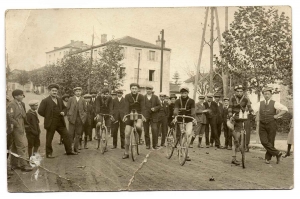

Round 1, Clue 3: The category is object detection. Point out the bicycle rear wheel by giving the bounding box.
[178,133,188,166]
[131,130,138,161]
[166,128,176,159]
[100,127,107,154]
[96,127,100,149]
[240,130,246,168]
[135,131,140,155]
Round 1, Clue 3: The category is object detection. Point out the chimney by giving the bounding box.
[71,40,74,43]
[101,34,107,44]
[156,35,161,46]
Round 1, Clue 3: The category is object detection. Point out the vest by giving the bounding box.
[259,100,276,124]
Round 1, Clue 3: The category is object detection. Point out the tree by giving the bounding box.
[172,71,180,84]
[17,70,30,89]
[215,6,292,101]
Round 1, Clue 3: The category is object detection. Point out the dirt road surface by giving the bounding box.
[7,93,293,192]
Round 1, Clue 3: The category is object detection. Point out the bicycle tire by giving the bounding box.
[178,133,188,166]
[131,130,138,161]
[96,127,100,149]
[166,128,176,159]
[100,127,107,154]
[241,130,246,168]
[135,131,140,155]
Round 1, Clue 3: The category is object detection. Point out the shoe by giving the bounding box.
[146,145,150,149]
[265,159,270,164]
[223,146,228,149]
[21,166,33,172]
[186,156,191,161]
[216,145,224,149]
[153,146,158,149]
[104,148,108,152]
[283,153,290,158]
[276,152,282,164]
[121,146,125,149]
[122,154,129,159]
[67,152,78,155]
[231,159,240,165]
[111,146,117,149]
[46,154,55,159]
[228,146,232,150]
[206,145,210,148]
[161,144,166,147]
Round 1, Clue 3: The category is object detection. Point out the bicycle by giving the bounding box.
[234,118,248,169]
[95,113,113,154]
[123,111,145,161]
[166,115,196,166]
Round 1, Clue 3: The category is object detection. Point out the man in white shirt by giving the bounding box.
[252,87,288,164]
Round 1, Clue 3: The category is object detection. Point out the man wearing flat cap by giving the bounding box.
[142,85,161,149]
[38,84,76,158]
[222,97,232,150]
[81,94,94,149]
[157,93,169,147]
[59,94,70,145]
[67,87,87,153]
[252,87,288,164]
[168,94,177,127]
[111,89,126,149]
[214,93,224,149]
[90,91,97,141]
[7,89,33,171]
[203,92,220,148]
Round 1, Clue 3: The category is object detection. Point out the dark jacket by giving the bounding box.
[143,94,161,120]
[38,96,67,129]
[85,101,94,126]
[25,109,41,136]
[168,103,175,120]
[124,93,145,115]
[112,97,126,120]
[223,105,229,122]
[203,101,220,119]
[158,100,170,117]
[216,101,223,124]
[96,96,113,115]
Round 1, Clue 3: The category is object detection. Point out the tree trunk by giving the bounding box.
[209,7,214,93]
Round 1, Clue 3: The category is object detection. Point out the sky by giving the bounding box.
[5,6,291,82]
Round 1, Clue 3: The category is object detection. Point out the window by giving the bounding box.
[149,70,155,81]
[149,51,155,61]
[135,49,142,60]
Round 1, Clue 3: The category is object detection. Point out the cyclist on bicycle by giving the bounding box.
[122,83,146,159]
[173,87,196,161]
[228,85,253,165]
[95,88,114,150]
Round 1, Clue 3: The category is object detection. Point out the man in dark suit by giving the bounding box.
[204,93,220,148]
[38,84,76,158]
[111,90,126,149]
[143,85,161,149]
[157,93,169,147]
[168,94,177,127]
[214,93,224,149]
[90,91,97,141]
[222,97,232,150]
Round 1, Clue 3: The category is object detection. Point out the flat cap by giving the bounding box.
[28,100,39,106]
[179,87,189,93]
[130,83,140,88]
[206,93,214,98]
[170,94,177,99]
[73,87,82,92]
[62,94,70,101]
[145,84,153,89]
[116,89,123,94]
[159,93,166,97]
[83,94,92,99]
[234,85,244,91]
[12,89,25,98]
[262,87,273,93]
[48,83,59,90]
[214,93,222,97]
[223,97,229,101]
[198,95,205,99]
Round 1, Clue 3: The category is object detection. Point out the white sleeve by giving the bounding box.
[251,102,260,114]
[274,102,288,111]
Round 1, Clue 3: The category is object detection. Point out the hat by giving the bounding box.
[198,95,205,99]
[116,89,123,94]
[130,83,140,88]
[62,94,70,101]
[223,97,229,101]
[165,96,169,99]
[206,93,214,98]
[83,94,92,99]
[73,87,82,92]
[102,88,109,94]
[159,93,166,97]
[179,87,189,93]
[12,89,25,98]
[28,100,39,106]
[214,93,221,97]
[262,87,273,93]
[48,83,59,90]
[111,91,117,95]
[145,84,153,89]
[234,85,244,91]
[170,94,177,99]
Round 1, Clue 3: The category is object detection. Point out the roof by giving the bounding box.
[184,73,209,83]
[46,40,90,53]
[73,36,171,54]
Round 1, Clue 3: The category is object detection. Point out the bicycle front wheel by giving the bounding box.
[131,130,138,161]
[240,130,246,168]
[100,127,107,154]
[178,133,188,166]
[166,128,176,159]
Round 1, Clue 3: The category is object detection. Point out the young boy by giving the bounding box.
[25,100,41,159]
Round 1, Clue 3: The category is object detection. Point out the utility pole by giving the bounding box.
[160,29,164,92]
[209,7,214,93]
[137,53,140,84]
[88,27,94,94]
[193,8,209,100]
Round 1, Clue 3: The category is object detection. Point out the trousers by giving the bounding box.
[205,117,219,146]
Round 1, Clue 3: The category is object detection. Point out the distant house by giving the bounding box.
[7,69,33,93]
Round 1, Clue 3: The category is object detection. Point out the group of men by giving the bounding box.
[6,82,288,174]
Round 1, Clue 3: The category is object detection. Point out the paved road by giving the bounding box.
[7,93,294,192]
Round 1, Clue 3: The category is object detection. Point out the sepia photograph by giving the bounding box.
[4,4,293,192]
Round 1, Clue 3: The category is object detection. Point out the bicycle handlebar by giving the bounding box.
[123,113,145,121]
[174,115,195,122]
